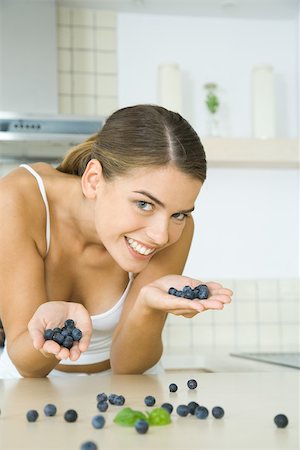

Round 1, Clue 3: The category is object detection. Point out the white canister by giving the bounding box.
[252,65,276,139]
[158,63,182,114]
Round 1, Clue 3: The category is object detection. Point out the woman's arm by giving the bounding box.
[110,218,232,374]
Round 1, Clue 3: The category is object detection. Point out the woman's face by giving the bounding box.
[94,164,202,273]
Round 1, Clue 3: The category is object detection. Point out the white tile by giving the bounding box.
[281,324,299,346]
[96,97,118,116]
[236,301,257,323]
[96,29,117,51]
[96,75,118,96]
[193,310,214,325]
[234,280,257,301]
[73,50,95,73]
[72,27,94,50]
[192,324,214,347]
[73,96,96,115]
[58,49,71,72]
[58,73,72,95]
[259,324,280,346]
[57,7,71,26]
[167,325,192,349]
[72,9,94,27]
[96,11,117,27]
[96,52,117,73]
[57,26,71,48]
[73,74,95,95]
[215,325,236,346]
[257,279,279,300]
[236,324,259,347]
[213,303,235,324]
[279,279,300,300]
[258,301,279,323]
[59,95,72,114]
[279,301,299,323]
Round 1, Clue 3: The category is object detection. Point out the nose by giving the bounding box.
[145,215,169,247]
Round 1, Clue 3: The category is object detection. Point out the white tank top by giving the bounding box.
[1,165,133,372]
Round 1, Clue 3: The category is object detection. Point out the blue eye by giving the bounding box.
[136,201,153,211]
[172,212,188,221]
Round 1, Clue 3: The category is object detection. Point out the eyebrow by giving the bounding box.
[133,190,195,214]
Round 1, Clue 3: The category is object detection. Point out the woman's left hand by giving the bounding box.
[139,274,233,318]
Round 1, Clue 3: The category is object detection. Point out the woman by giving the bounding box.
[0,104,232,378]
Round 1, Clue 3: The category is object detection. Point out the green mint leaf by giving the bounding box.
[147,407,172,426]
[113,407,148,426]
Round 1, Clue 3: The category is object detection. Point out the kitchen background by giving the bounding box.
[0,0,299,370]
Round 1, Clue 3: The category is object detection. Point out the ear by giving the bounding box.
[81,159,103,199]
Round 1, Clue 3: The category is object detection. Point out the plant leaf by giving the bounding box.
[113,407,148,426]
[147,407,172,426]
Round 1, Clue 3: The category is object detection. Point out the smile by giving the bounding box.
[125,237,155,256]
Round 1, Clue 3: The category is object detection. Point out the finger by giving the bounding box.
[43,340,62,355]
[29,327,45,350]
[69,343,81,361]
[78,331,91,352]
[209,294,232,304]
[55,347,71,361]
[199,299,224,310]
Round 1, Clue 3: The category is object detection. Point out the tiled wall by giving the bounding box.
[56,7,118,116]
[163,279,299,353]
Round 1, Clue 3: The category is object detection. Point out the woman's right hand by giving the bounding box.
[28,301,92,362]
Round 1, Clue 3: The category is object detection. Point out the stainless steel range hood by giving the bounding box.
[0,112,105,162]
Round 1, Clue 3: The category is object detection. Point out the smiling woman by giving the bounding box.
[0,104,232,378]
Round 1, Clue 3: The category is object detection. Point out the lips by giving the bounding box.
[125,237,155,256]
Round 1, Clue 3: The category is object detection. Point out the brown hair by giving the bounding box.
[56,104,206,182]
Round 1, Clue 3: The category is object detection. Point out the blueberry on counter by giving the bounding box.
[26,410,39,422]
[44,403,57,416]
[144,395,156,407]
[81,441,98,450]
[64,409,78,422]
[187,379,197,390]
[135,419,149,434]
[108,394,118,405]
[274,414,288,428]
[176,405,189,417]
[96,393,107,403]
[212,406,224,419]
[97,401,108,412]
[169,383,178,393]
[161,403,173,414]
[114,395,125,406]
[195,405,209,419]
[91,414,106,429]
[187,401,199,415]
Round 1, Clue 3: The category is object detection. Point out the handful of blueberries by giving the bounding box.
[168,284,209,300]
[44,319,82,350]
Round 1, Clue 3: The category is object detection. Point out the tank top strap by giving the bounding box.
[19,164,50,255]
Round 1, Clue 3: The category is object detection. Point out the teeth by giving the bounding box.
[126,237,154,256]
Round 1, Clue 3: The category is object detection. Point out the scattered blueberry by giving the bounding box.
[81,441,98,450]
[114,395,125,406]
[212,406,224,419]
[176,405,189,417]
[43,403,57,417]
[108,394,120,405]
[187,401,199,415]
[64,409,78,422]
[168,284,209,300]
[195,405,209,419]
[161,403,173,414]
[169,383,178,393]
[26,410,39,422]
[135,419,149,434]
[144,395,156,407]
[96,393,107,403]
[187,379,197,390]
[274,414,288,428]
[92,414,106,429]
[97,401,108,412]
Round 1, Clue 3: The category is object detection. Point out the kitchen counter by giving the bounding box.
[0,372,298,450]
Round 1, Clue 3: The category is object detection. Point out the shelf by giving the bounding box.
[202,138,299,168]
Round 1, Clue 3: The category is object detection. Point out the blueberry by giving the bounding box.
[175,290,183,297]
[187,401,199,415]
[161,403,173,414]
[274,414,288,428]
[168,287,177,295]
[97,401,108,412]
[144,395,156,407]
[135,419,149,434]
[195,405,209,419]
[187,379,197,390]
[64,319,75,328]
[62,335,74,349]
[108,394,118,405]
[72,328,82,341]
[114,395,125,406]
[81,441,98,450]
[212,406,224,419]
[60,327,70,338]
[52,332,64,345]
[176,405,189,417]
[195,284,209,299]
[64,409,78,422]
[44,329,54,340]
[26,409,39,422]
[92,414,106,429]
[169,383,178,393]
[96,393,107,403]
[44,403,57,416]
[52,327,61,334]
